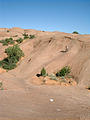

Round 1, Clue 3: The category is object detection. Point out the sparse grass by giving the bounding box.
[67,75,74,78]
[13,35,18,37]
[35,67,75,86]
[56,66,71,77]
[60,79,67,83]
[49,74,58,81]
[0,38,14,46]
[0,45,24,70]
[0,82,4,90]
[0,82,3,88]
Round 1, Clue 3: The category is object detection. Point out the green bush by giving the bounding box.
[0,45,24,70]
[72,31,79,34]
[29,35,35,39]
[41,67,47,77]
[7,30,9,32]
[23,33,29,39]
[0,38,14,46]
[0,40,8,46]
[56,66,71,77]
[16,38,23,44]
[5,44,24,60]
[0,58,17,70]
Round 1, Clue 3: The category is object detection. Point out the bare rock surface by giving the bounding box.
[0,28,90,120]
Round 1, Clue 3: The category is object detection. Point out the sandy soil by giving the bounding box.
[0,27,90,120]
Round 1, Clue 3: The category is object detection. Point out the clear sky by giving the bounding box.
[0,0,90,34]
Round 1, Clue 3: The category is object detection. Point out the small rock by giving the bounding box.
[57,108,61,112]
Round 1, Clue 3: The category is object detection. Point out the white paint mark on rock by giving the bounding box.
[49,98,54,102]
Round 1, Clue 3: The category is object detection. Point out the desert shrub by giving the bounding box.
[29,35,35,39]
[40,67,47,77]
[23,33,35,39]
[23,33,29,39]
[0,45,24,70]
[0,58,17,70]
[49,74,58,81]
[7,30,9,32]
[5,44,24,60]
[72,31,79,34]
[16,38,23,44]
[56,66,71,77]
[0,40,8,46]
[87,86,90,90]
[0,38,14,46]
[7,38,14,44]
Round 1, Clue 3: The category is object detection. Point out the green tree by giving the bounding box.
[72,31,79,34]
[56,66,71,77]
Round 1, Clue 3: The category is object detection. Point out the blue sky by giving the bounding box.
[0,0,90,34]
